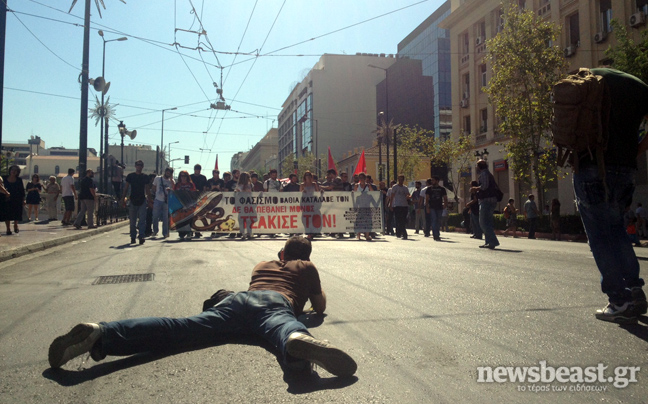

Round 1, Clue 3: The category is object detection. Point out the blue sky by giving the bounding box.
[3,0,444,173]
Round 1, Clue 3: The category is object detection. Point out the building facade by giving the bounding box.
[398,0,453,140]
[239,128,279,174]
[441,0,648,213]
[277,54,397,177]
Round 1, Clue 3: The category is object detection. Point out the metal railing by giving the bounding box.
[96,194,128,225]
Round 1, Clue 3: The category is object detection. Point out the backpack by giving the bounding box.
[551,68,611,171]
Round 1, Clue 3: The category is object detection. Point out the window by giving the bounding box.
[34,165,39,174]
[463,73,470,99]
[462,32,469,54]
[480,64,487,89]
[638,0,648,14]
[464,116,471,134]
[600,0,612,32]
[568,13,580,46]
[55,165,60,175]
[480,109,488,133]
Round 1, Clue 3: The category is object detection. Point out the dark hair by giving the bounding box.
[289,173,297,180]
[470,180,479,187]
[135,160,144,166]
[327,169,337,176]
[477,160,488,170]
[431,176,440,182]
[32,174,40,180]
[269,169,277,175]
[251,172,258,179]
[194,164,202,170]
[415,181,421,186]
[508,198,515,203]
[213,170,219,175]
[68,168,75,175]
[283,236,312,261]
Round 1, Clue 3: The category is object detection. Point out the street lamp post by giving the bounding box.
[474,148,489,161]
[118,121,126,164]
[378,112,384,182]
[159,107,177,173]
[368,64,392,183]
[168,141,179,170]
[98,31,127,193]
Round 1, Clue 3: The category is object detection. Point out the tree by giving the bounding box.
[400,126,474,210]
[281,152,318,180]
[605,19,648,84]
[485,1,568,208]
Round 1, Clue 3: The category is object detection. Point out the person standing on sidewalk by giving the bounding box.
[411,181,425,234]
[122,160,150,245]
[73,170,96,230]
[471,160,499,249]
[60,168,77,226]
[151,168,174,239]
[390,175,410,240]
[48,236,357,377]
[45,176,60,222]
[523,194,540,239]
[425,176,447,241]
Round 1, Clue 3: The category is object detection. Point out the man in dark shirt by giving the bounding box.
[122,160,150,245]
[282,174,301,192]
[48,236,357,377]
[223,171,237,192]
[73,169,96,230]
[190,164,208,192]
[206,169,224,192]
[425,176,448,241]
[572,68,648,323]
[466,181,482,240]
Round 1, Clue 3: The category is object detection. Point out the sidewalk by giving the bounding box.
[0,219,129,263]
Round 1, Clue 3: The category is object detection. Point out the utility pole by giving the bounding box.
[0,0,7,148]
[77,0,91,178]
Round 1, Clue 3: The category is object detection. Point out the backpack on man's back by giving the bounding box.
[551,68,611,171]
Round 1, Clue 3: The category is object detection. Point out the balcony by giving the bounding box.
[475,134,488,145]
[461,53,470,66]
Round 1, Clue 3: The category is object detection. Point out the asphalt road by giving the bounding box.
[1,229,647,403]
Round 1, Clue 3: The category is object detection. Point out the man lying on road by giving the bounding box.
[48,236,357,377]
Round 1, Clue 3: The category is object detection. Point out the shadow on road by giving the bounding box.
[621,317,648,342]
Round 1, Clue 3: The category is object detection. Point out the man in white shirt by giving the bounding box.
[264,169,282,192]
[151,168,175,238]
[60,168,77,226]
[390,175,411,240]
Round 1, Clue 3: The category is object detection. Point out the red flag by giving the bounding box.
[214,154,219,171]
[327,147,337,173]
[353,149,366,176]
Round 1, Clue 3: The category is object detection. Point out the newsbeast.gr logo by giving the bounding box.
[477,361,640,392]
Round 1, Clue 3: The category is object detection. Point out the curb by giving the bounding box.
[0,221,129,263]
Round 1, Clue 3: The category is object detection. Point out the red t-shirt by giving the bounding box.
[248,260,322,314]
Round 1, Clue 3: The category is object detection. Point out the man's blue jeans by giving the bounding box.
[479,200,499,247]
[470,211,482,239]
[129,203,147,240]
[152,199,169,237]
[98,291,310,364]
[573,165,644,304]
[428,208,443,239]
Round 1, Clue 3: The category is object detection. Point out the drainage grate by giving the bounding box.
[93,273,155,285]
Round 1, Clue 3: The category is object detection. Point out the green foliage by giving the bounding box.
[400,125,474,207]
[448,213,585,234]
[485,1,568,207]
[605,19,648,84]
[281,152,318,180]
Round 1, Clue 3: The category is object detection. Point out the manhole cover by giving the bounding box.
[93,273,155,285]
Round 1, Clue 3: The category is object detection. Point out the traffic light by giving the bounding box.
[184,155,189,164]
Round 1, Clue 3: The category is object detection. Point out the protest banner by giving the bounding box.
[168,191,383,234]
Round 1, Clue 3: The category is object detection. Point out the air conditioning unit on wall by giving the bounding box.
[564,45,576,57]
[630,12,646,28]
[460,99,469,108]
[594,32,607,43]
[475,36,484,46]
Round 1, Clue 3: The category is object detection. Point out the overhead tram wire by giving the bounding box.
[207,0,286,151]
[223,0,259,87]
